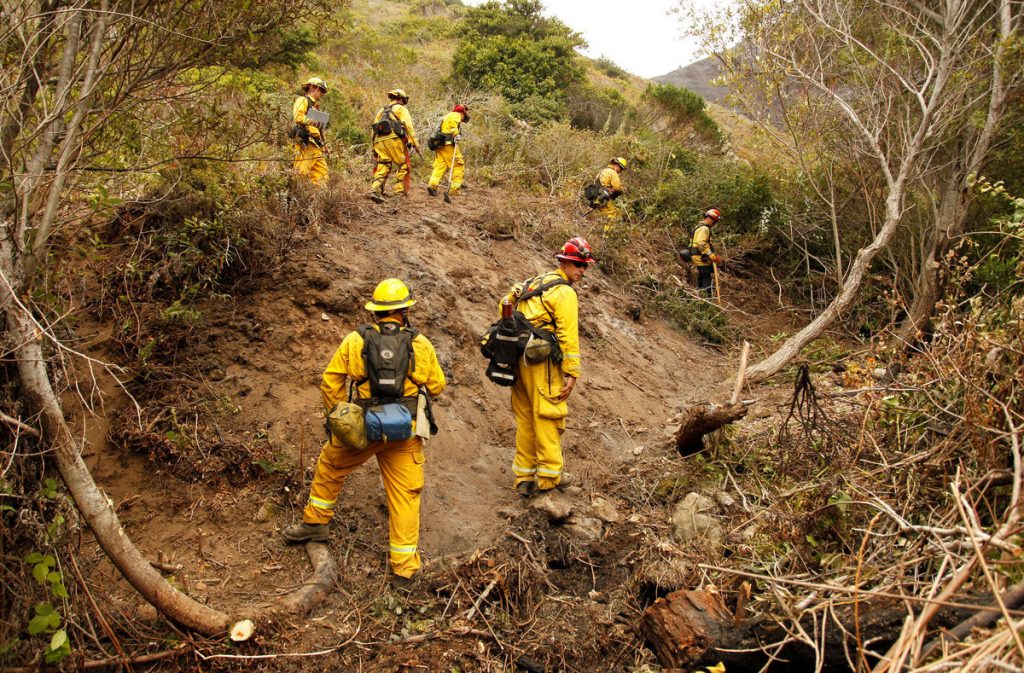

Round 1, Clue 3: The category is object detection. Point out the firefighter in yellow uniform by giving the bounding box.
[504,237,595,497]
[369,89,420,202]
[589,157,627,223]
[427,104,469,202]
[283,279,446,582]
[292,77,329,185]
[690,208,723,297]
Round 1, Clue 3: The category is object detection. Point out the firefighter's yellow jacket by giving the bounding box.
[293,95,324,145]
[598,165,623,197]
[320,318,446,412]
[690,223,714,267]
[504,270,581,379]
[373,103,419,149]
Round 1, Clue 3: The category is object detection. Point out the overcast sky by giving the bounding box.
[462,0,716,79]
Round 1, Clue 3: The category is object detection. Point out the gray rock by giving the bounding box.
[563,516,603,542]
[589,497,621,523]
[530,490,573,521]
[671,493,722,547]
[714,491,736,510]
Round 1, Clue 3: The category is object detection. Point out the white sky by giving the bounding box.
[462,0,718,79]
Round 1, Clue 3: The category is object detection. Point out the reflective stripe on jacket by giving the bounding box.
[320,318,446,410]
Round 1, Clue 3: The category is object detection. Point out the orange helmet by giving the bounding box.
[453,104,470,121]
[555,236,596,264]
[705,208,721,222]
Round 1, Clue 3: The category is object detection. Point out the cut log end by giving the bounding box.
[674,403,750,456]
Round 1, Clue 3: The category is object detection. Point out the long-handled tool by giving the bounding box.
[443,136,458,203]
[712,261,721,304]
[402,142,412,194]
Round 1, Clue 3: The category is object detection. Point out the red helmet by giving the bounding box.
[705,208,721,222]
[453,104,469,121]
[555,236,596,264]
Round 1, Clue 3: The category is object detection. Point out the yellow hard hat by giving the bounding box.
[387,88,409,102]
[365,278,416,312]
[610,157,628,170]
[303,76,328,92]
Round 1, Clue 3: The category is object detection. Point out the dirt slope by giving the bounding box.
[79,183,725,634]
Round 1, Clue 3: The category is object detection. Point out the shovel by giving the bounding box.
[444,136,458,203]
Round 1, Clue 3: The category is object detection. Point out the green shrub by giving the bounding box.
[451,0,584,121]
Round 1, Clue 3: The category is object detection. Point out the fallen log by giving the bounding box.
[674,403,749,456]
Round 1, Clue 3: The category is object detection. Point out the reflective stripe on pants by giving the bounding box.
[304,435,425,578]
[511,358,567,491]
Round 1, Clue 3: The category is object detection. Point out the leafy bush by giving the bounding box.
[567,83,630,134]
[594,56,629,80]
[451,0,585,121]
[640,83,722,146]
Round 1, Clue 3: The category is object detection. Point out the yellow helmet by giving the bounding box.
[610,157,628,170]
[303,76,328,92]
[365,278,416,312]
[387,88,409,102]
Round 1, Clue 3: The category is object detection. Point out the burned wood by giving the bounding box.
[639,590,733,669]
[674,403,749,456]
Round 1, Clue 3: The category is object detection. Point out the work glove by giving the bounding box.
[710,254,723,264]
[453,134,461,142]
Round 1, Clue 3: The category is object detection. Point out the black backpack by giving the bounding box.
[356,322,416,400]
[372,104,406,139]
[480,276,568,386]
[583,180,602,203]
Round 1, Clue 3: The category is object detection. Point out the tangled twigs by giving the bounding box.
[778,364,834,446]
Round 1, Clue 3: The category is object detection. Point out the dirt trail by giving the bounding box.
[79,184,725,620]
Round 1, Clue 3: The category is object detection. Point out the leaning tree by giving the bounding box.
[1,0,320,634]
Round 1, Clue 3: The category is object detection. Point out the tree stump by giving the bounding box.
[639,590,733,669]
[674,403,749,456]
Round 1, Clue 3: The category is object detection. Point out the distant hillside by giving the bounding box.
[653,56,729,105]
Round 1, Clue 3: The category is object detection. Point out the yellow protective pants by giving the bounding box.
[428,145,464,195]
[303,435,424,578]
[371,137,410,195]
[511,358,568,491]
[293,142,328,185]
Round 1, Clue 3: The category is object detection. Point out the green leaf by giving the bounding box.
[47,612,61,629]
[27,615,50,635]
[49,629,67,651]
[50,581,69,599]
[42,554,55,566]
[32,563,48,584]
[24,552,44,564]
[34,603,54,616]
[47,571,61,583]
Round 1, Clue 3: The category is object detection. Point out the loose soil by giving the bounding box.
[66,184,799,670]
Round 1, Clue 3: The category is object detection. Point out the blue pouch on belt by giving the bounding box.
[364,403,413,442]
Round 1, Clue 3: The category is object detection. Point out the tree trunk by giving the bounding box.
[898,178,969,345]
[746,196,905,384]
[5,306,231,635]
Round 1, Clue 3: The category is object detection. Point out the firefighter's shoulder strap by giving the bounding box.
[516,275,570,327]
[690,223,712,247]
